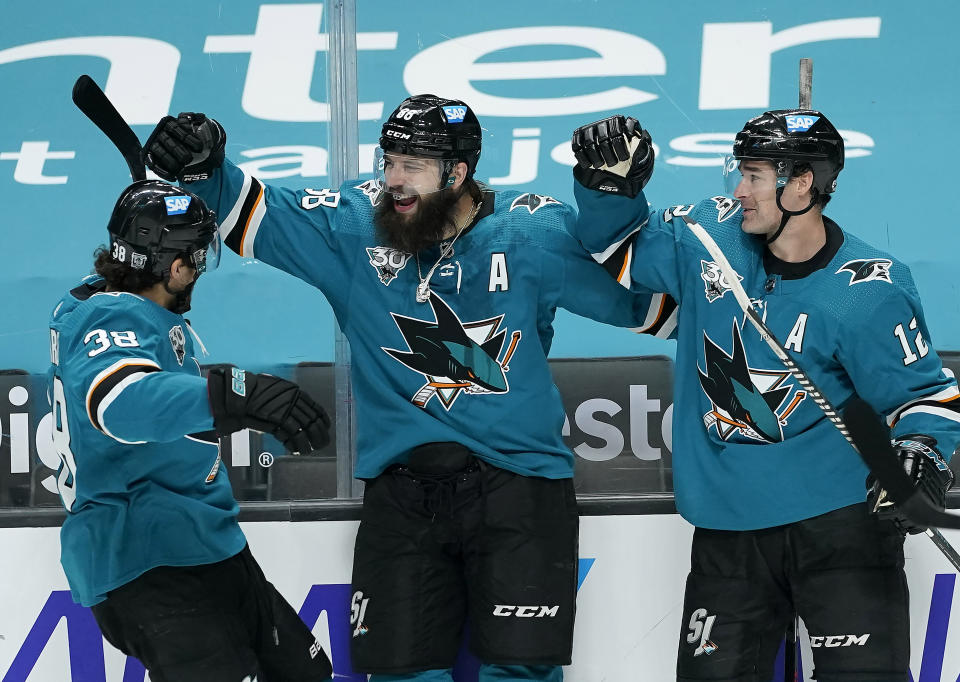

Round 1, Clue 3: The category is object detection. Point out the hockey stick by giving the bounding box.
[71,74,146,181]
[680,213,960,530]
[782,57,813,682]
[800,56,960,567]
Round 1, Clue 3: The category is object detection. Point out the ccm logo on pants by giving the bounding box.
[492,605,559,617]
[809,634,871,648]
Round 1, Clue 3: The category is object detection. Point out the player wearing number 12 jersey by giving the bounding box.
[569,109,960,681]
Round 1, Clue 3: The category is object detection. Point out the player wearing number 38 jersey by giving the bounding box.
[48,181,333,681]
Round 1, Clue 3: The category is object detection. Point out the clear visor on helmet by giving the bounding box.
[191,231,221,275]
[722,155,788,195]
[375,147,457,200]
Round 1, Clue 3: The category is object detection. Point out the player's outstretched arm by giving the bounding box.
[207,367,331,455]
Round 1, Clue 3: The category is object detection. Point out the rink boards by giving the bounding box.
[1,516,958,682]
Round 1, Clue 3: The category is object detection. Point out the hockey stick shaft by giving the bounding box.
[679,214,960,531]
[799,59,813,109]
[72,75,146,181]
[927,527,960,572]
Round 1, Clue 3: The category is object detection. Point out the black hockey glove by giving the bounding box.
[143,112,226,183]
[572,115,654,199]
[867,434,955,534]
[207,367,331,455]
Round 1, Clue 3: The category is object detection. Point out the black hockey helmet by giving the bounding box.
[732,109,844,195]
[379,94,482,180]
[106,180,220,279]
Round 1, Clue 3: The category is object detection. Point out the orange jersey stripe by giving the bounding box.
[239,183,265,257]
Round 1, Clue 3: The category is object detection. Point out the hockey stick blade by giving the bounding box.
[72,75,146,181]
[843,397,960,530]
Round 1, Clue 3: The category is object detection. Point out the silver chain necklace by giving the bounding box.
[415,201,480,303]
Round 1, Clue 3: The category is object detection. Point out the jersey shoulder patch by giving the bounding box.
[350,178,384,208]
[835,257,894,286]
[706,195,741,223]
[508,192,561,214]
[832,233,908,289]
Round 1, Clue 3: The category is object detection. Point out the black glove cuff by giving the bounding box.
[573,164,640,198]
[207,367,243,435]
[182,118,226,183]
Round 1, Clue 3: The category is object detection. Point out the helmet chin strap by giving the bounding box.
[766,186,819,245]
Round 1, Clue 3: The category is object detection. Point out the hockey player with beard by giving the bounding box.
[48,180,333,681]
[567,110,960,681]
[141,94,674,681]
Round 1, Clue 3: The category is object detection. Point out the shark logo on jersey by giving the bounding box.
[169,325,186,365]
[701,260,744,303]
[355,178,384,207]
[698,322,807,443]
[382,293,522,410]
[710,196,741,223]
[836,258,893,285]
[366,246,412,286]
[510,193,560,214]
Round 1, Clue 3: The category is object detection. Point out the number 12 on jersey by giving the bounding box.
[894,317,929,366]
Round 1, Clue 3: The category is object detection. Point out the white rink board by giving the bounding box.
[0,517,958,681]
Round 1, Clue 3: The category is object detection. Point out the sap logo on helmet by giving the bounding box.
[785,115,819,133]
[443,106,467,123]
[164,195,192,215]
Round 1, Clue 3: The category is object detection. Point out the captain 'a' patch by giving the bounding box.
[381,293,521,410]
[509,193,560,214]
[836,258,893,285]
[698,321,806,443]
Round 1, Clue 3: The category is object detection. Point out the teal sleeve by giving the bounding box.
[839,286,960,462]
[101,373,213,443]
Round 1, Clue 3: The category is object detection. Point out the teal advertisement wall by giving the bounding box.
[3,1,957,372]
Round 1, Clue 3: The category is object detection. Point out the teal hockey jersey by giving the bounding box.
[188,161,673,479]
[48,277,246,606]
[572,184,960,530]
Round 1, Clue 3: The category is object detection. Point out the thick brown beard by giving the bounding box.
[374,187,462,254]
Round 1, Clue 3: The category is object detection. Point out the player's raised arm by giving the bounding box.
[142,113,352,299]
[569,115,691,301]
